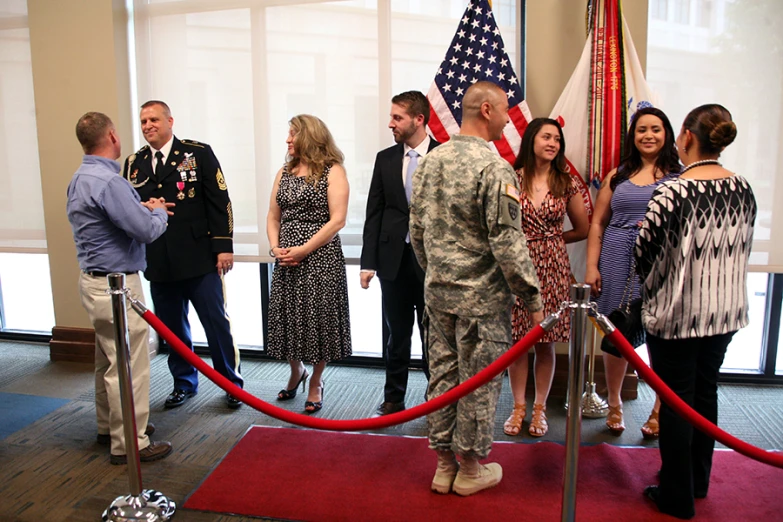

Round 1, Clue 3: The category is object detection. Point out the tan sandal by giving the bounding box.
[529,403,548,437]
[503,403,526,436]
[606,404,625,434]
[641,408,660,440]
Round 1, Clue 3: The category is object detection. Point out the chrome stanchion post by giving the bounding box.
[103,273,175,522]
[581,322,608,418]
[561,284,591,522]
[110,273,143,493]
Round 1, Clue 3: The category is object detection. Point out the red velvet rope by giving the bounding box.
[142,310,546,431]
[605,329,783,469]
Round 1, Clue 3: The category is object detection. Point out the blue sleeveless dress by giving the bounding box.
[594,174,676,315]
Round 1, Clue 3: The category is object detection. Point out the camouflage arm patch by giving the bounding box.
[498,183,521,231]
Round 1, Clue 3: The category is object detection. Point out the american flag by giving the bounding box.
[427,0,530,164]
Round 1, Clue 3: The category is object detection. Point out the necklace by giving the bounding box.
[681,159,721,174]
[533,184,547,193]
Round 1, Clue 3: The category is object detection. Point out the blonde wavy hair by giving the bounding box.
[286,114,344,186]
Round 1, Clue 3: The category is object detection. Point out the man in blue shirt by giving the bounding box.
[67,111,173,465]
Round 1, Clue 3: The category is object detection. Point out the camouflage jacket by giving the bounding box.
[409,134,543,316]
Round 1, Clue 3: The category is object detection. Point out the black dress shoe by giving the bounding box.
[164,389,196,409]
[373,401,405,417]
[226,393,242,409]
[644,486,695,520]
[97,423,155,445]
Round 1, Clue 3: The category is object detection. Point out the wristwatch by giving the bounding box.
[269,246,278,257]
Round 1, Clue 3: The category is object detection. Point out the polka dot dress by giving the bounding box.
[267,164,352,363]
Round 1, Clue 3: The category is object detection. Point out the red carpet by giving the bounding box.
[184,426,782,521]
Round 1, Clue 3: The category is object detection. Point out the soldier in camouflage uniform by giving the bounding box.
[409,82,544,497]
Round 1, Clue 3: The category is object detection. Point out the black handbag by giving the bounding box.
[601,255,645,358]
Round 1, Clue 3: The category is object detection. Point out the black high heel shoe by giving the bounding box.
[304,383,325,413]
[277,369,309,401]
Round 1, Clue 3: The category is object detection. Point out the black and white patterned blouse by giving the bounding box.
[635,175,757,339]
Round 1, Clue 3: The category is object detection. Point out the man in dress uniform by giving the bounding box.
[360,91,439,417]
[124,100,244,409]
[410,82,543,496]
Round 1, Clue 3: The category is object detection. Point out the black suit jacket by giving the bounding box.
[360,137,439,280]
[123,136,233,283]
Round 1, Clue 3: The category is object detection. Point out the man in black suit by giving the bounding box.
[124,100,243,410]
[361,91,439,416]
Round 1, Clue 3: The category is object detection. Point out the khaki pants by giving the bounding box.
[79,272,151,455]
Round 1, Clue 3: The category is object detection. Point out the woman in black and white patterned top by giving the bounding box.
[635,104,757,520]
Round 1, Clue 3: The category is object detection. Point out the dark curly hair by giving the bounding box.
[610,107,681,191]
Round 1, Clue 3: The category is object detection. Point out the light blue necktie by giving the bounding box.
[405,149,419,204]
[405,149,419,243]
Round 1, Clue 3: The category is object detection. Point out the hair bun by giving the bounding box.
[709,121,737,149]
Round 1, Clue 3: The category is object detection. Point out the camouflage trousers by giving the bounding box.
[424,306,512,459]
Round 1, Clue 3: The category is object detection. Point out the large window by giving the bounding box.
[183,262,264,348]
[130,0,520,262]
[721,273,766,371]
[0,253,55,333]
[0,2,46,253]
[647,0,782,270]
[648,0,783,378]
[0,3,53,335]
[131,0,521,356]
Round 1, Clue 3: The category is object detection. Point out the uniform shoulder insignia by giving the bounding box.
[216,168,228,191]
[180,139,206,148]
[126,145,148,169]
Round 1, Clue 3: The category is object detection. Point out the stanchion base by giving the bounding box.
[581,383,609,418]
[102,490,176,521]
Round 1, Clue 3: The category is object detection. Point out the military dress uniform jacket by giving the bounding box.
[123,137,233,283]
[409,134,543,317]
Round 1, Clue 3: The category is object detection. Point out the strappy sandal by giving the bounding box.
[606,404,625,434]
[641,408,660,440]
[503,403,527,436]
[305,383,325,414]
[529,403,548,437]
[277,369,309,401]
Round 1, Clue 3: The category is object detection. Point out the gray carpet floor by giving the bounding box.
[1,340,782,521]
[2,340,782,448]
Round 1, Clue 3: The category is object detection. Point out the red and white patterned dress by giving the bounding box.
[511,171,579,343]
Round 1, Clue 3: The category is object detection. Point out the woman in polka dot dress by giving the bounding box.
[266,114,352,413]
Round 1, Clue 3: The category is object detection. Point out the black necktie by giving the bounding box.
[155,151,164,179]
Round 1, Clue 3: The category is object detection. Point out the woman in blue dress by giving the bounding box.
[585,107,681,437]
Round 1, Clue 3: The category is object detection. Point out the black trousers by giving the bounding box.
[647,331,735,519]
[378,244,429,404]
